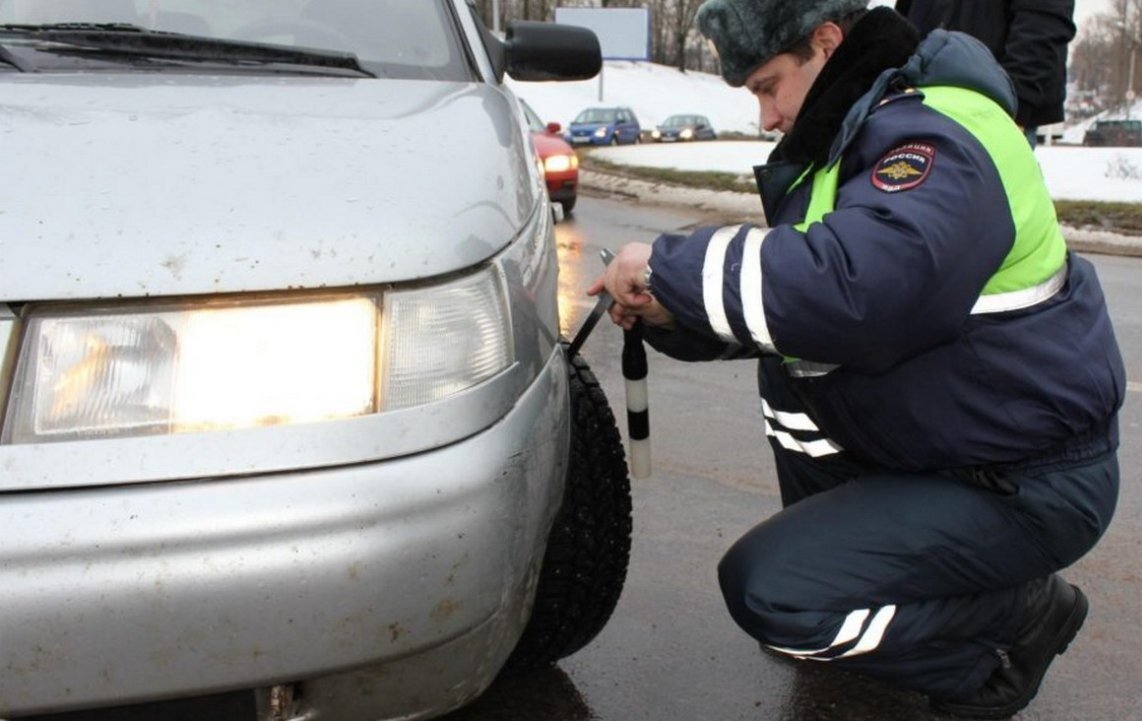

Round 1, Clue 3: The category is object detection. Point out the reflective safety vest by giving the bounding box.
[785,85,1068,378]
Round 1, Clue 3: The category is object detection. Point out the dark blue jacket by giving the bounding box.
[644,10,1124,471]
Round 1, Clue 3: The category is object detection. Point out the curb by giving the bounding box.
[580,169,1142,257]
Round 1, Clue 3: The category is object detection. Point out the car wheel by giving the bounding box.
[504,345,632,670]
[560,196,577,215]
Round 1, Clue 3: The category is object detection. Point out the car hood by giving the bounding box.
[0,74,539,302]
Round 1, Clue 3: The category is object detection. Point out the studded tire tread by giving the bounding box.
[504,346,633,670]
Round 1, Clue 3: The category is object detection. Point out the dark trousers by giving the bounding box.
[718,435,1119,698]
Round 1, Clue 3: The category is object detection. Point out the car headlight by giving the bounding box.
[651,129,661,139]
[543,154,578,174]
[2,268,513,444]
[379,269,512,410]
[680,128,693,139]
[594,127,608,138]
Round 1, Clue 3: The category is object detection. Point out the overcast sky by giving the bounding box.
[1075,0,1113,27]
[871,0,1111,33]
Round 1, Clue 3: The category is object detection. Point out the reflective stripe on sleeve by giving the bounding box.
[740,226,776,351]
[970,266,1065,315]
[702,225,742,342]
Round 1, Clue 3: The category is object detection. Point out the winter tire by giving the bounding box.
[504,345,633,670]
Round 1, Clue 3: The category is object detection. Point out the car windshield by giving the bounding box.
[574,108,616,124]
[0,0,469,79]
[663,115,698,127]
[520,100,545,133]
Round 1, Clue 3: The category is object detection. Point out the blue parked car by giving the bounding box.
[566,106,641,146]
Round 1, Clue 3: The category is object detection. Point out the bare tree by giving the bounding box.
[1071,0,1142,114]
[665,0,703,68]
[467,0,721,73]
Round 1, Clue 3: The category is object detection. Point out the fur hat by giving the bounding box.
[697,0,870,87]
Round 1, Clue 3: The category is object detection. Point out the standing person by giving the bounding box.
[588,1,1124,718]
[895,0,1076,145]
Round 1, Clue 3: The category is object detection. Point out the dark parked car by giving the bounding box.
[1082,119,1142,147]
[520,99,579,215]
[651,114,717,142]
[566,106,641,146]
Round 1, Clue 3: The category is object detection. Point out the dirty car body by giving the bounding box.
[0,2,605,719]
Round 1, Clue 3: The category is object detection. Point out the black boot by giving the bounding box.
[931,575,1088,719]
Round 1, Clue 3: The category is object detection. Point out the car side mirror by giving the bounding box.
[492,21,601,83]
[546,121,562,134]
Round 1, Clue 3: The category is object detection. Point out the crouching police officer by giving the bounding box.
[589,1,1124,717]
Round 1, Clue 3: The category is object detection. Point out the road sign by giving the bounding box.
[554,7,650,61]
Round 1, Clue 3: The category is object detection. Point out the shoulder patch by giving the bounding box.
[871,142,935,193]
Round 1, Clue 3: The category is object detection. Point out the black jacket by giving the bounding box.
[895,0,1075,127]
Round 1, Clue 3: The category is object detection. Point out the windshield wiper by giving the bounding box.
[0,23,375,77]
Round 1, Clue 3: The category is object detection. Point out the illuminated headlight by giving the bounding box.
[593,127,608,138]
[680,128,694,139]
[2,268,513,444]
[651,129,661,139]
[543,154,578,174]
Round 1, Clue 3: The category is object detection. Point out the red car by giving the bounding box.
[521,99,579,215]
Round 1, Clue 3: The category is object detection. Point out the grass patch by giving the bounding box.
[1053,200,1142,236]
[582,152,1142,236]
[582,155,756,194]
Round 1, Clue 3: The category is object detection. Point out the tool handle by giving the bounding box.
[622,324,651,479]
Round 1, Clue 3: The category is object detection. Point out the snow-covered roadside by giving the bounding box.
[510,58,1142,190]
[589,141,1142,204]
[580,160,1142,256]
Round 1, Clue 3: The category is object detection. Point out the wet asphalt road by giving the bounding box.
[443,195,1142,721]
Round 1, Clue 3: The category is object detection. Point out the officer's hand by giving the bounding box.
[617,296,675,330]
[587,242,652,307]
[586,243,675,330]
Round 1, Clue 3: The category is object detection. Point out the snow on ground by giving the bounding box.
[509,60,762,136]
[510,61,1141,203]
[591,142,1142,203]
[1035,147,1142,202]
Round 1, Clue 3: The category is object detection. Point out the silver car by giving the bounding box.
[0,2,632,719]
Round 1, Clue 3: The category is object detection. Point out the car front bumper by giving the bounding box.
[546,176,577,202]
[0,350,570,719]
[568,134,607,146]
